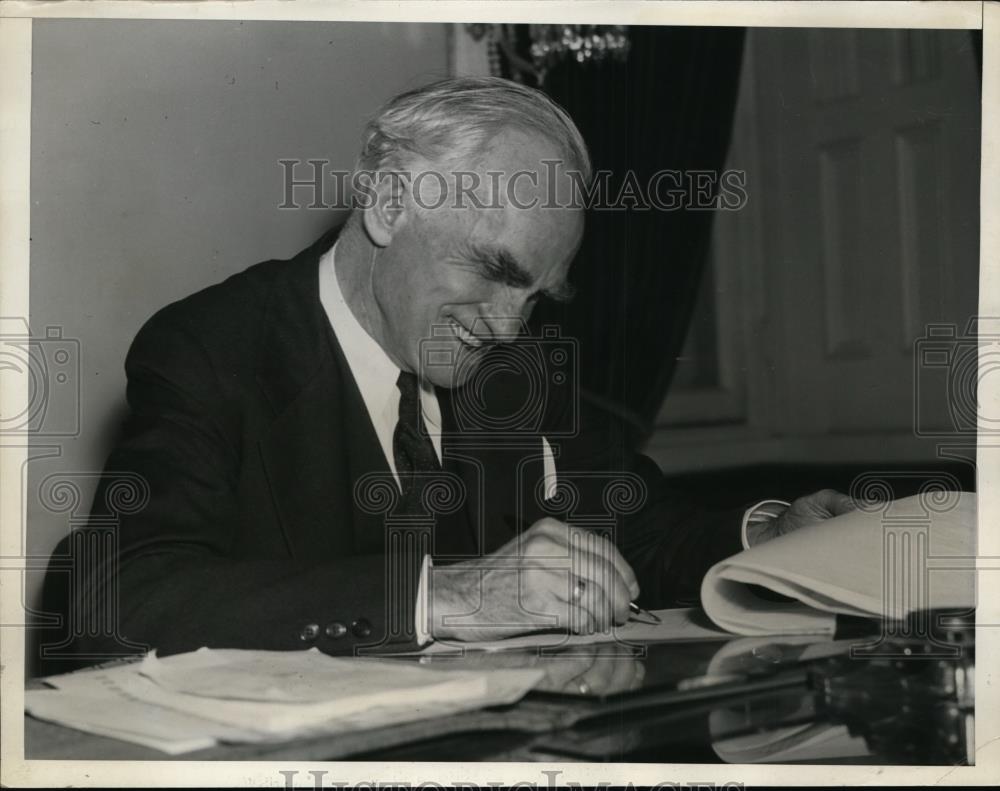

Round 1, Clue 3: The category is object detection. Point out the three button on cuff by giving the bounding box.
[299,620,368,644]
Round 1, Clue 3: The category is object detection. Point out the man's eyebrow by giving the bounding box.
[470,243,534,290]
[469,243,576,303]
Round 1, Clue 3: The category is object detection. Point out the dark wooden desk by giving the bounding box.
[24,631,974,764]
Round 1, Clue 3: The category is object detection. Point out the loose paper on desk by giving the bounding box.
[27,648,544,754]
[24,685,243,754]
[701,491,976,636]
[418,606,729,654]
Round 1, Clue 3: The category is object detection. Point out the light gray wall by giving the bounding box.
[26,20,450,651]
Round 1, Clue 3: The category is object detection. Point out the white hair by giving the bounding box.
[357,76,592,183]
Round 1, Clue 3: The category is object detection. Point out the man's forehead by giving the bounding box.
[463,194,581,230]
[463,202,583,263]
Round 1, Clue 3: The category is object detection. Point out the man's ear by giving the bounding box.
[361,172,409,248]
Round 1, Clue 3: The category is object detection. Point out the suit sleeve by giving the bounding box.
[549,390,744,609]
[616,453,745,608]
[67,310,418,661]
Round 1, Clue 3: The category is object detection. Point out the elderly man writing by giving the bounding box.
[50,77,853,661]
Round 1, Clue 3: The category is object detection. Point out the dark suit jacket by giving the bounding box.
[43,227,742,665]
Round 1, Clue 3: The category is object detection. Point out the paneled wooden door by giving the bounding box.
[755,28,980,438]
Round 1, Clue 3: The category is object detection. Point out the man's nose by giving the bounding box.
[472,312,529,343]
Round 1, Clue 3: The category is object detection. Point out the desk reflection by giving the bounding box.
[420,643,646,696]
[408,632,972,765]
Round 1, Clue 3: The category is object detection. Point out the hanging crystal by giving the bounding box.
[464,23,630,86]
[529,24,631,72]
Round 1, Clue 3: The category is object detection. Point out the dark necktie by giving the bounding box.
[393,371,441,514]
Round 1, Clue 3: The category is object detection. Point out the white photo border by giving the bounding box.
[1,1,996,787]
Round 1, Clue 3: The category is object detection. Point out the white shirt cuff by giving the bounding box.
[414,553,433,646]
[740,499,791,550]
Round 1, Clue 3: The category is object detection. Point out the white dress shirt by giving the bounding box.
[741,499,791,549]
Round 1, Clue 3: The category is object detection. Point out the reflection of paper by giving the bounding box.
[704,634,850,678]
[704,635,871,763]
[701,492,976,636]
[417,607,729,655]
[32,650,545,754]
[711,721,870,763]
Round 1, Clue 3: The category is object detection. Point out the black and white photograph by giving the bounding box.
[0,0,997,787]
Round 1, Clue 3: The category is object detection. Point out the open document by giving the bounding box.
[701,491,976,636]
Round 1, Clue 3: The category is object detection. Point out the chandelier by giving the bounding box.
[464,23,631,85]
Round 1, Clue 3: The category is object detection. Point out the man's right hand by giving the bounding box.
[428,517,640,643]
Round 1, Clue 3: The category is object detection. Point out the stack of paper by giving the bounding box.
[25,647,544,754]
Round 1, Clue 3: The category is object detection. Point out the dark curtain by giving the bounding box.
[526,26,746,446]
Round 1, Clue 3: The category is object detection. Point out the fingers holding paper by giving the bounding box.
[758,489,858,544]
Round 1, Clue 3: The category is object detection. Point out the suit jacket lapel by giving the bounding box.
[257,355,355,558]
[326,323,396,555]
[254,228,391,559]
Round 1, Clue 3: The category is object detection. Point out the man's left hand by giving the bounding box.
[752,488,857,545]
